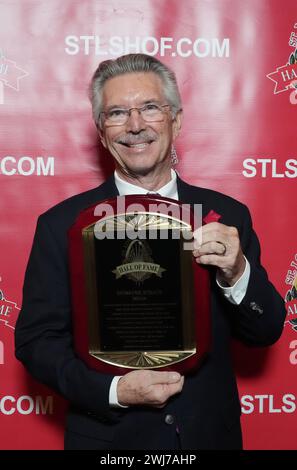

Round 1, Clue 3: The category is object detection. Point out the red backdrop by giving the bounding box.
[0,0,296,450]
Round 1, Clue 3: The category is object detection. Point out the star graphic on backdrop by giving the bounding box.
[0,51,29,91]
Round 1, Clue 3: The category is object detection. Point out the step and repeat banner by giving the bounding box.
[0,0,296,450]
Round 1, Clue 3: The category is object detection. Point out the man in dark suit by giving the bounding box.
[15,53,286,450]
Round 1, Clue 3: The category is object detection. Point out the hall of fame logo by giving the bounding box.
[0,49,29,104]
[266,22,297,104]
[113,239,166,283]
[284,254,297,332]
[0,279,20,332]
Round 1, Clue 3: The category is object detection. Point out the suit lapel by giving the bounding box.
[176,175,212,219]
[95,174,119,200]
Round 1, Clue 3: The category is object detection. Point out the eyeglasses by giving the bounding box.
[99,103,171,126]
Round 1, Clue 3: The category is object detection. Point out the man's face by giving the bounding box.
[98,72,182,177]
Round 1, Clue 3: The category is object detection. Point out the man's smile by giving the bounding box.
[118,141,152,148]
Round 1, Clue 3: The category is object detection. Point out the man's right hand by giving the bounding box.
[117,370,184,408]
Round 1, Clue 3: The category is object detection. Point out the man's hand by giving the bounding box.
[117,370,184,408]
[193,222,246,286]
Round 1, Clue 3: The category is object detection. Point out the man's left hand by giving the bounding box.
[193,222,246,286]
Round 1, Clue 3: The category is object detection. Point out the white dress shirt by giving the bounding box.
[109,169,250,407]
[114,168,179,199]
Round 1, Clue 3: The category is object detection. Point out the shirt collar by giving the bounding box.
[114,169,178,200]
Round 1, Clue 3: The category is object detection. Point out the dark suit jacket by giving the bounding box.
[15,175,286,450]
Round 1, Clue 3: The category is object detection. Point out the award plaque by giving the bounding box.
[68,195,210,375]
